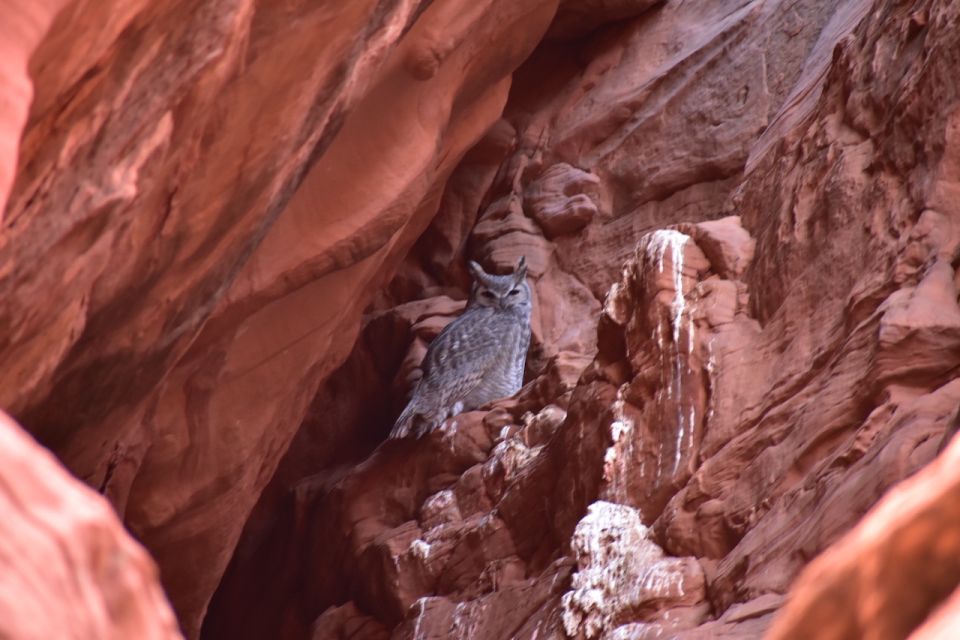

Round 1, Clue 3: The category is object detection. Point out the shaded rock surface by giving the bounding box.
[2,0,960,639]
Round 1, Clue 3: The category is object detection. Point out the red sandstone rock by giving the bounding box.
[767,427,960,640]
[311,602,389,640]
[911,587,960,640]
[548,0,663,40]
[0,412,180,639]
[263,1,960,637]
[207,0,960,636]
[0,0,67,215]
[1,0,565,635]
[525,163,603,238]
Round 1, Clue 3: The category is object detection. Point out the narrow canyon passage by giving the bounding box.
[1,1,960,639]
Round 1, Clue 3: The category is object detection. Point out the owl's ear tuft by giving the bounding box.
[513,256,528,282]
[468,260,487,281]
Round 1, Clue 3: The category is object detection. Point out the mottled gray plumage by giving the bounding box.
[389,257,533,439]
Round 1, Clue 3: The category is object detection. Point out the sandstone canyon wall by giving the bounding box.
[2,0,960,639]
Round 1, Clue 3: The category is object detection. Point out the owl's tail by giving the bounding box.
[388,399,418,439]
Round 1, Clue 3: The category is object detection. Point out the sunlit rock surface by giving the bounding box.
[0,412,181,639]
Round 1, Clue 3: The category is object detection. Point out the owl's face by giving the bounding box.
[468,257,531,312]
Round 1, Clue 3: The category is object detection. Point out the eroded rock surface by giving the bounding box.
[214,0,960,638]
[561,501,706,639]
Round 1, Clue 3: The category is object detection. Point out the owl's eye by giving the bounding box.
[508,288,520,296]
[481,290,496,299]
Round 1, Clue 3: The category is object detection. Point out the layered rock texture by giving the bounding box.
[2,0,960,639]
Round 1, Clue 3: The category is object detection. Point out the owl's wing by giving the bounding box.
[418,311,512,404]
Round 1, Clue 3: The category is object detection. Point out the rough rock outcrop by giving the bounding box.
[3,0,960,638]
[209,0,960,637]
[560,501,706,638]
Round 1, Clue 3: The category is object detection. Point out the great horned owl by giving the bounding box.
[389,256,533,439]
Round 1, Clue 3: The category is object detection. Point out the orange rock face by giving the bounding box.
[767,431,960,640]
[2,0,960,638]
[0,412,181,639]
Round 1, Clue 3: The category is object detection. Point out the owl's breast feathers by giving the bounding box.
[389,305,530,439]
[424,307,530,409]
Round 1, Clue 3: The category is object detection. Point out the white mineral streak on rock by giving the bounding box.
[530,620,543,640]
[483,437,541,486]
[705,337,718,425]
[608,622,665,640]
[600,231,702,495]
[561,502,699,639]
[409,538,432,561]
[422,488,456,516]
[603,384,634,498]
[642,230,696,476]
[603,281,623,318]
[411,597,430,640]
[420,488,460,527]
[603,262,636,325]
[450,601,480,639]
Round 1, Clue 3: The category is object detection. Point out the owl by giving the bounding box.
[389,256,533,439]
